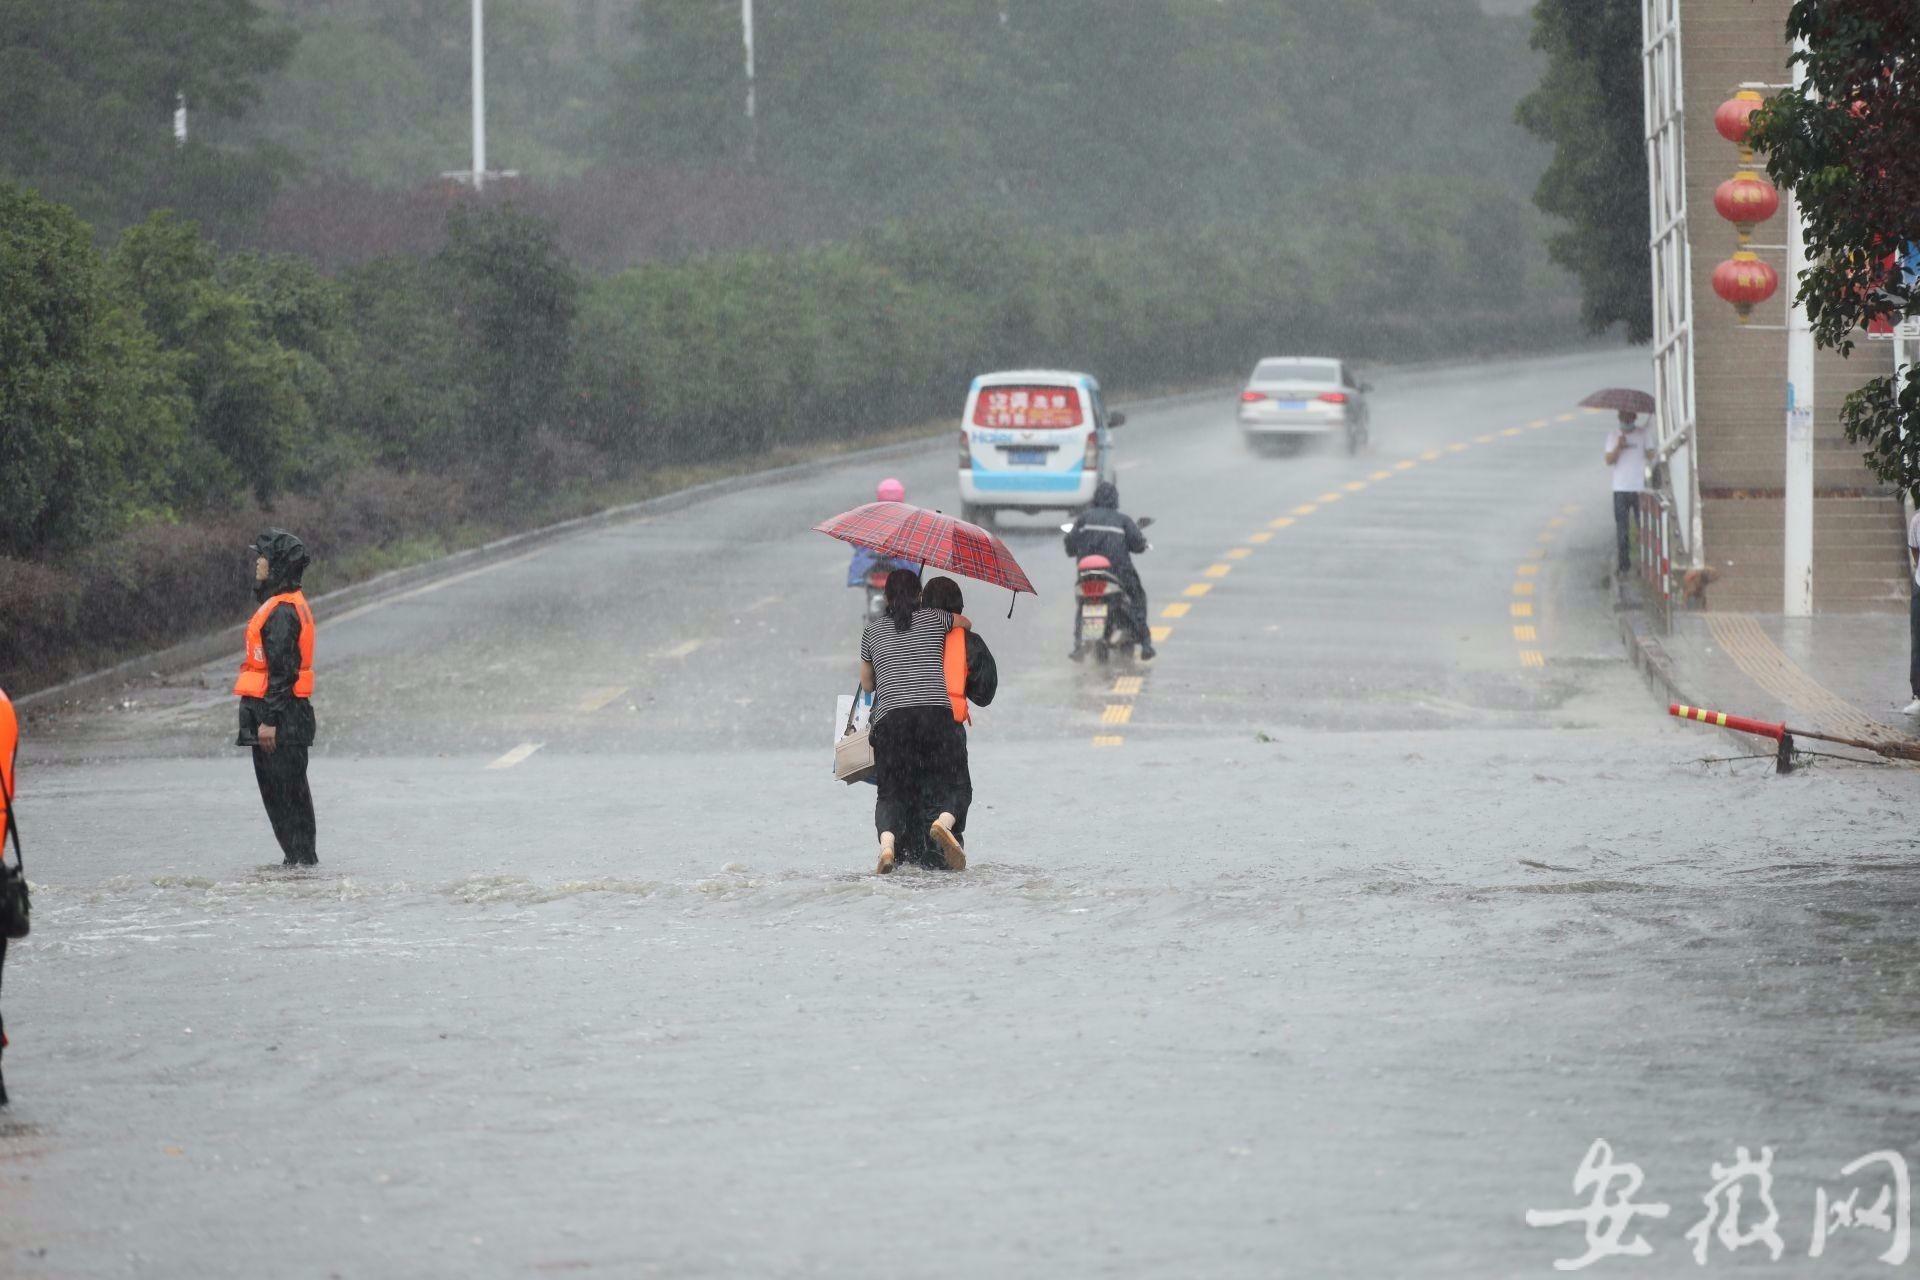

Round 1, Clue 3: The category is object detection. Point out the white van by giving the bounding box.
[957,370,1124,524]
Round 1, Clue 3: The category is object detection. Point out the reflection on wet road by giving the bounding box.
[9,350,1920,1278]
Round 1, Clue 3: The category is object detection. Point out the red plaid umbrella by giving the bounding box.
[1579,387,1656,416]
[814,502,1036,595]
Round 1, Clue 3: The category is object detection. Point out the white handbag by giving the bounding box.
[833,688,875,784]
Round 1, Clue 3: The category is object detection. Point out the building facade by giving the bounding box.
[1647,0,1905,613]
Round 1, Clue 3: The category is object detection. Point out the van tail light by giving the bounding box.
[1317,391,1349,404]
[959,431,971,468]
[1084,434,1099,468]
[1240,390,1268,402]
[1078,577,1108,599]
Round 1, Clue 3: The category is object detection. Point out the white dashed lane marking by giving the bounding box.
[487,742,544,770]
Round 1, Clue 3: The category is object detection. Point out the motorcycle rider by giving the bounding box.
[848,478,916,588]
[1065,480,1154,661]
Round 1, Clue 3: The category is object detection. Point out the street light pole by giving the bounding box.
[471,0,487,191]
[742,0,757,165]
[1783,44,1814,616]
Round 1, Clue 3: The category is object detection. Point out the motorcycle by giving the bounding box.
[1062,516,1153,664]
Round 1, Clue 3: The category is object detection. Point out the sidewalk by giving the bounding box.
[1619,581,1920,755]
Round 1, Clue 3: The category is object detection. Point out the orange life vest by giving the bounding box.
[233,591,315,699]
[943,628,970,724]
[0,688,16,834]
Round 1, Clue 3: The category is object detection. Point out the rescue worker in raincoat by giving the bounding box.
[1064,481,1155,660]
[0,685,20,1106]
[236,530,319,866]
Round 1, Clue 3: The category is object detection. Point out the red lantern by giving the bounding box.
[1712,249,1779,322]
[1715,90,1766,160]
[1713,170,1780,242]
[1715,91,1765,143]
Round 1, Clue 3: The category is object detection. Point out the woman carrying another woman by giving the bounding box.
[920,575,998,864]
[859,569,969,874]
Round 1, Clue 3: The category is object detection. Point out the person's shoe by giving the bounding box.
[929,816,966,872]
[1902,699,1920,716]
[1139,643,1157,661]
[1068,646,1085,663]
[876,835,896,875]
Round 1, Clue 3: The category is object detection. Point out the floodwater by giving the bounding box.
[7,351,1918,1277]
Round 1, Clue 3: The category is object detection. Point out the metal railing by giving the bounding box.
[1635,490,1675,633]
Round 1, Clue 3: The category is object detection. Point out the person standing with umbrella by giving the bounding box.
[1583,389,1657,577]
[1604,411,1649,575]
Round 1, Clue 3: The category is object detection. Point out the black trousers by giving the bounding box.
[1909,584,1920,699]
[1613,491,1639,572]
[1,934,8,1106]
[253,743,317,864]
[871,705,967,868]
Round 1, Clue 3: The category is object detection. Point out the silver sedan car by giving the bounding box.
[1236,356,1371,455]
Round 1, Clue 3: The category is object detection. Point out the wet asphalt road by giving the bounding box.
[6,348,1920,1278]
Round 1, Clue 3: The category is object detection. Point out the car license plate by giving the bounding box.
[1007,448,1045,465]
[1275,400,1307,410]
[1082,604,1108,622]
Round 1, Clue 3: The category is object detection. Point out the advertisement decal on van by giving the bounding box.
[972,386,1084,430]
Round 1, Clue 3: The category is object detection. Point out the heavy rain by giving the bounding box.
[3,2,1919,1276]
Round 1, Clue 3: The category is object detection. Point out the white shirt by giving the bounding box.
[1907,510,1920,587]
[1606,428,1647,493]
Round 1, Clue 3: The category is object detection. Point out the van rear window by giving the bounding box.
[973,385,1084,429]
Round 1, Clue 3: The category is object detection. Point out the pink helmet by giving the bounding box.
[876,477,905,503]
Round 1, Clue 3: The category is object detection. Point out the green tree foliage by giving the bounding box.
[108,212,347,506]
[441,205,582,474]
[334,256,476,467]
[1749,2,1920,492]
[0,0,295,236]
[0,185,186,555]
[238,0,613,186]
[1515,0,1650,342]
[601,0,1548,235]
[568,202,1569,467]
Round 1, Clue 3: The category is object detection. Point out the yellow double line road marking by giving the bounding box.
[1092,676,1144,747]
[1088,410,1586,747]
[1512,505,1579,673]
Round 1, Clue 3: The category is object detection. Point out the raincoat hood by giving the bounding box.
[252,529,312,601]
[1092,481,1120,510]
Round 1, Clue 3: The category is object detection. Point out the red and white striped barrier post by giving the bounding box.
[1669,703,1796,772]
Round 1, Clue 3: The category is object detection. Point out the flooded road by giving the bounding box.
[9,350,1918,1277]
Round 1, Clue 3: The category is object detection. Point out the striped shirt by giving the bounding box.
[860,608,953,724]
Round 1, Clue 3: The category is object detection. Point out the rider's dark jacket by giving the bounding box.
[1065,482,1148,578]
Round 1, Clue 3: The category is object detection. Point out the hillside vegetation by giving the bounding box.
[0,0,1580,692]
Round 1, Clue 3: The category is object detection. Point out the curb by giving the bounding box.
[19,383,1236,713]
[1617,609,1689,709]
[1617,606,1764,759]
